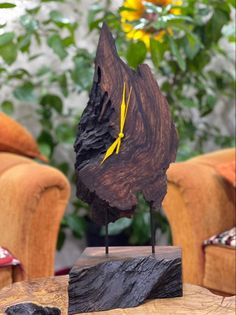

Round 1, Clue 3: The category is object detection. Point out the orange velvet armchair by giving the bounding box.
[163,149,235,295]
[0,153,70,289]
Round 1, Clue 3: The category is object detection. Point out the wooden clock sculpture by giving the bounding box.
[69,23,182,314]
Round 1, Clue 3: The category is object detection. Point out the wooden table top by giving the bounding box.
[0,275,235,315]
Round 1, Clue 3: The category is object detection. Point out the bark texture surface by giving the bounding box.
[74,24,178,225]
[68,247,182,315]
[68,247,182,314]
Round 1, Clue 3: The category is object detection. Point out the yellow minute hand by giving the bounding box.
[101,82,132,164]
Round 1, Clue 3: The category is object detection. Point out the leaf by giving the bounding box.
[0,42,17,64]
[101,218,132,236]
[0,3,16,8]
[150,38,166,68]
[204,9,229,46]
[164,15,193,23]
[34,31,41,45]
[169,36,186,71]
[73,198,89,211]
[63,36,75,47]
[143,2,163,14]
[64,214,86,238]
[38,143,51,158]
[119,6,137,13]
[184,33,201,60]
[20,14,38,32]
[36,66,50,76]
[0,33,16,64]
[88,4,103,31]
[29,53,42,61]
[88,18,103,31]
[200,94,217,117]
[13,82,36,102]
[1,100,14,114]
[18,33,31,52]
[0,22,6,28]
[71,55,93,90]
[126,41,147,69]
[47,34,67,60]
[8,68,31,80]
[228,0,236,8]
[26,6,40,15]
[49,10,71,27]
[57,229,66,250]
[56,162,69,175]
[37,130,55,157]
[0,32,14,46]
[58,73,68,96]
[55,123,74,143]
[40,94,63,113]
[166,19,192,33]
[0,67,7,74]
[181,98,197,108]
[38,130,54,147]
[37,109,52,129]
[190,50,210,71]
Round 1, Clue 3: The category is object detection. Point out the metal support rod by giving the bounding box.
[150,206,155,254]
[105,209,109,255]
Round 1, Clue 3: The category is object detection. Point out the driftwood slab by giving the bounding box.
[68,247,182,314]
[0,276,235,315]
[74,24,178,225]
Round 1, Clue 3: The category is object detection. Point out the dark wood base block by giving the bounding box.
[68,246,182,314]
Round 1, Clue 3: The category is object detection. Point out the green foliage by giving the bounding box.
[14,82,36,102]
[1,100,14,114]
[71,50,94,91]
[0,32,17,64]
[168,36,186,71]
[0,32,14,45]
[0,0,93,248]
[47,34,68,60]
[150,38,166,68]
[126,41,147,69]
[0,0,235,249]
[0,3,16,8]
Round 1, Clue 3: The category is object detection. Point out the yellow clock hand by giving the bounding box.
[101,82,132,164]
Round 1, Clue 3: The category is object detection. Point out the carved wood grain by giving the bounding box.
[74,24,178,225]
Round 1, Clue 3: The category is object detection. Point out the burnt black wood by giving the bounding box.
[5,303,61,315]
[68,247,182,314]
[74,23,178,225]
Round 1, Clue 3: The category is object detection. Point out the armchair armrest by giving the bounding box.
[163,149,235,285]
[0,153,70,281]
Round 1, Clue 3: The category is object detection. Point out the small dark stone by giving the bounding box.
[5,303,61,315]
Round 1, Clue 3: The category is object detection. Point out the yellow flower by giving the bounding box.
[120,0,182,48]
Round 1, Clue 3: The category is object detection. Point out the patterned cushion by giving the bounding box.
[0,247,20,267]
[204,227,236,248]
